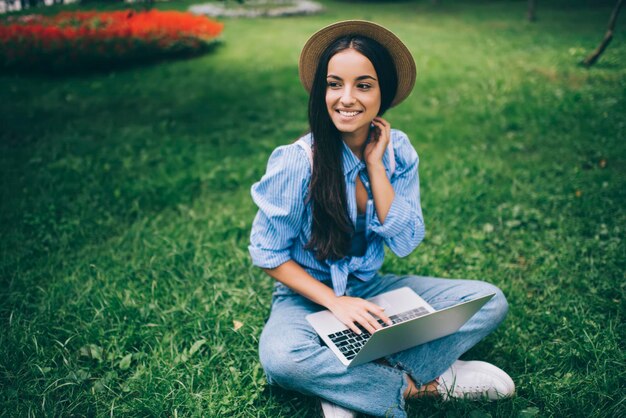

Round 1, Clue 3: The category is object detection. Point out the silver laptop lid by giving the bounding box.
[306,287,494,367]
[348,293,494,367]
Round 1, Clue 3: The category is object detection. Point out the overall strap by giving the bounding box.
[295,138,396,177]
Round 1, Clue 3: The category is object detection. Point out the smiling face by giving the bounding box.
[325,48,382,140]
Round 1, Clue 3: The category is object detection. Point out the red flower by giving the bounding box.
[0,10,224,71]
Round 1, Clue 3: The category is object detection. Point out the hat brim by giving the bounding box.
[299,20,416,108]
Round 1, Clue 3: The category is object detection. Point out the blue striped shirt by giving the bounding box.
[249,129,425,296]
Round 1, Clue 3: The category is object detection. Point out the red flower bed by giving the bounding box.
[0,10,224,72]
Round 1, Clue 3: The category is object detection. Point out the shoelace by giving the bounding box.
[453,384,491,393]
[439,378,492,398]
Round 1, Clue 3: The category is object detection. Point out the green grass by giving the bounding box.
[1,0,625,416]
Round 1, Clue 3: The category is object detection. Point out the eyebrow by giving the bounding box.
[327,74,378,81]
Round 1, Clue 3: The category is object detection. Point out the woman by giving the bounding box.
[249,21,514,418]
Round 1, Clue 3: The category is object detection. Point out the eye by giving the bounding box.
[327,81,341,89]
[357,83,372,90]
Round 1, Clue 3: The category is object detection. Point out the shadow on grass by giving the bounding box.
[261,379,523,417]
[260,385,321,417]
[0,42,222,78]
[0,56,306,294]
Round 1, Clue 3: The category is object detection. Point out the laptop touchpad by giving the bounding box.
[369,294,394,312]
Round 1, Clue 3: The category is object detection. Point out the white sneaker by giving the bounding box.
[320,399,357,418]
[437,360,515,401]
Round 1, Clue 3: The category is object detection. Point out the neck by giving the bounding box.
[341,125,369,160]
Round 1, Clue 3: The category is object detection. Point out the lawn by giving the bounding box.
[1,0,624,416]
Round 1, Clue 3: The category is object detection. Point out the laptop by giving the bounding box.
[306,287,494,367]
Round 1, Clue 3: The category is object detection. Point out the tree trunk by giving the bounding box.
[528,0,536,22]
[582,0,623,67]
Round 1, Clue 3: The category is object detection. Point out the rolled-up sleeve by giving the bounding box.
[369,132,425,257]
[249,144,310,269]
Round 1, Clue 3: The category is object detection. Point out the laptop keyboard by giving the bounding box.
[327,306,430,361]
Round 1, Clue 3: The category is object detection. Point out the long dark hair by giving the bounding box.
[305,35,398,261]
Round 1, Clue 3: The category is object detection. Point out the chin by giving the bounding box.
[332,120,363,134]
[338,125,368,136]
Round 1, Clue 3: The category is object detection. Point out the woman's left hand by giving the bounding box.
[363,117,391,167]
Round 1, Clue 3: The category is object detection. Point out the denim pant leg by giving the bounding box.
[259,284,410,417]
[346,274,509,387]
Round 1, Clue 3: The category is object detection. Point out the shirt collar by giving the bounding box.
[341,140,366,175]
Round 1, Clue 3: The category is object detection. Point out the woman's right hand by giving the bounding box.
[328,296,393,335]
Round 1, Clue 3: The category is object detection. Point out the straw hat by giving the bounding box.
[299,20,416,107]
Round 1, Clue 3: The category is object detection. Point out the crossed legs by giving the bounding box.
[259,274,509,417]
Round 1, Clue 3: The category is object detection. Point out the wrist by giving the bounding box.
[366,160,386,174]
[324,294,342,311]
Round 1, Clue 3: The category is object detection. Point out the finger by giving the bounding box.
[377,120,391,138]
[371,120,389,142]
[354,314,377,335]
[374,118,391,137]
[361,311,383,331]
[373,117,390,128]
[369,132,386,147]
[345,320,362,335]
[371,118,386,128]
[366,303,393,326]
[377,311,393,326]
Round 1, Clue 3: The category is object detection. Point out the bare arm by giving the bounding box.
[263,260,338,308]
[367,161,394,223]
[365,117,395,224]
[263,260,392,334]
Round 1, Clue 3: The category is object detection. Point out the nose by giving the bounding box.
[340,87,356,107]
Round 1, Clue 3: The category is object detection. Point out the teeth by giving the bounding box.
[338,110,360,117]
